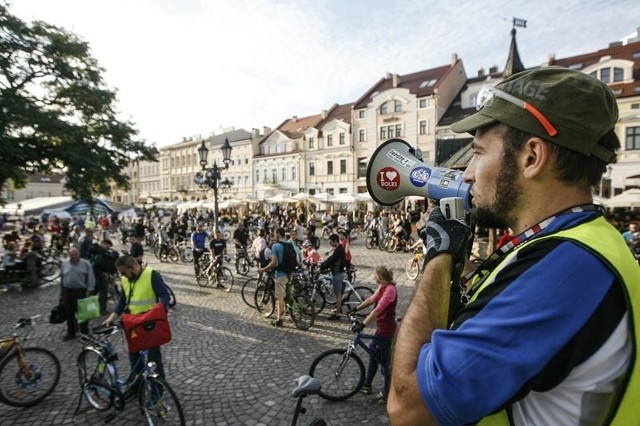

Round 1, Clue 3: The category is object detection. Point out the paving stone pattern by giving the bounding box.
[0,232,490,425]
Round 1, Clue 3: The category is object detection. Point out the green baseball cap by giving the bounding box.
[451,66,618,163]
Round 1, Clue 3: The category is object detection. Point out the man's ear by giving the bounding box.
[521,137,550,179]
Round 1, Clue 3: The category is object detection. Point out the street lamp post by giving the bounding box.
[194,137,233,231]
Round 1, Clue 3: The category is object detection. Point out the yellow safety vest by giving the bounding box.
[472,216,639,425]
[121,267,157,314]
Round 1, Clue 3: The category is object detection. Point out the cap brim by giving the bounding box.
[451,111,497,134]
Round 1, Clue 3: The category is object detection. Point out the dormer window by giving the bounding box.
[419,79,436,88]
[589,66,626,84]
[379,103,388,115]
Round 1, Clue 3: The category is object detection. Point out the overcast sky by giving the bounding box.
[10,0,640,147]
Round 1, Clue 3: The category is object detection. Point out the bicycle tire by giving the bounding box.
[309,348,365,401]
[385,239,397,253]
[343,286,375,317]
[76,348,114,411]
[138,376,185,425]
[254,281,275,317]
[220,266,235,292]
[180,247,193,263]
[0,347,61,407]
[241,278,259,308]
[320,279,337,306]
[308,284,327,315]
[196,269,209,287]
[365,236,374,249]
[405,258,419,280]
[236,257,250,276]
[39,260,61,282]
[168,248,180,263]
[288,292,315,330]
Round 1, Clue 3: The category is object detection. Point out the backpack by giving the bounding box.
[275,241,298,273]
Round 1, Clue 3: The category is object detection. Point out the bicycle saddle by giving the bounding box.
[291,375,322,398]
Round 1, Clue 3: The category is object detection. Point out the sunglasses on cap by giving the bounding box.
[476,85,558,137]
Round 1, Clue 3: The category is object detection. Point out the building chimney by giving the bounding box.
[478,68,485,77]
[263,126,271,135]
[392,73,399,88]
[251,128,260,139]
[489,65,498,74]
[292,115,298,122]
[322,109,328,119]
[451,52,458,66]
[547,53,556,65]
[385,72,392,79]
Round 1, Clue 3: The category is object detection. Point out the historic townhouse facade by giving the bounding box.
[107,30,639,205]
[351,54,467,193]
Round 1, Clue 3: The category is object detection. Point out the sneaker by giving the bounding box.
[374,392,387,404]
[270,319,284,327]
[327,313,341,321]
[216,283,226,289]
[359,384,372,394]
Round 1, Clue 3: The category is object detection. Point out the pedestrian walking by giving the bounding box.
[60,247,95,340]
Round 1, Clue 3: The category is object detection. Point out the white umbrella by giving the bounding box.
[313,193,336,203]
[292,192,313,201]
[356,193,373,201]
[603,188,640,209]
[267,193,294,203]
[333,193,360,203]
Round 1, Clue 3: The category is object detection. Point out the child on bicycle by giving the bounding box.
[351,265,397,404]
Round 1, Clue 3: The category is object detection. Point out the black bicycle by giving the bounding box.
[308,313,380,401]
[234,247,255,276]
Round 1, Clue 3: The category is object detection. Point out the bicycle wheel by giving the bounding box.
[343,286,375,317]
[39,260,61,282]
[309,349,365,401]
[405,257,419,280]
[321,279,337,306]
[385,239,397,253]
[236,257,250,276]
[288,292,315,330]
[196,268,209,287]
[254,281,275,317]
[76,348,114,411]
[220,266,235,292]
[241,278,259,308]
[138,376,185,425]
[365,236,374,249]
[180,247,193,263]
[168,247,180,263]
[0,347,61,407]
[308,284,327,315]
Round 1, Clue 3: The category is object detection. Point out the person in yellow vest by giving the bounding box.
[104,255,170,384]
[388,67,640,425]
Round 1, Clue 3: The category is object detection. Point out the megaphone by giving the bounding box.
[366,138,472,211]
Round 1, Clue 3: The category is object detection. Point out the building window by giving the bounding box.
[327,188,334,195]
[358,110,366,119]
[359,129,366,142]
[340,159,347,174]
[380,127,387,140]
[600,67,610,83]
[614,67,624,82]
[379,103,388,115]
[395,124,402,138]
[394,100,402,113]
[272,168,277,183]
[632,103,640,109]
[339,133,345,145]
[419,120,428,135]
[309,137,314,149]
[626,126,640,150]
[281,167,286,181]
[357,157,367,178]
[327,134,333,146]
[291,166,297,181]
[309,162,315,176]
[419,99,427,108]
[327,161,334,175]
[339,188,348,194]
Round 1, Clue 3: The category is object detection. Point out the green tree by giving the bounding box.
[0,2,155,204]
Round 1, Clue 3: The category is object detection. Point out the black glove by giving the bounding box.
[351,321,365,333]
[422,207,471,264]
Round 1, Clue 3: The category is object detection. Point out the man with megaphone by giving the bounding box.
[381,67,640,425]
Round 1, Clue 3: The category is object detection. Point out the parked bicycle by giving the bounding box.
[0,315,61,407]
[290,375,327,426]
[308,312,380,401]
[75,323,185,425]
[311,271,373,317]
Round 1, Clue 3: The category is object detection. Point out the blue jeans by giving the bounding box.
[365,333,393,397]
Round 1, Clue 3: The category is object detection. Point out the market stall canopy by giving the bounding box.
[333,193,360,203]
[0,196,73,215]
[292,192,313,201]
[603,188,640,209]
[312,193,336,203]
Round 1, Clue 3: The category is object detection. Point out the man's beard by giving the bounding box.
[472,153,521,230]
